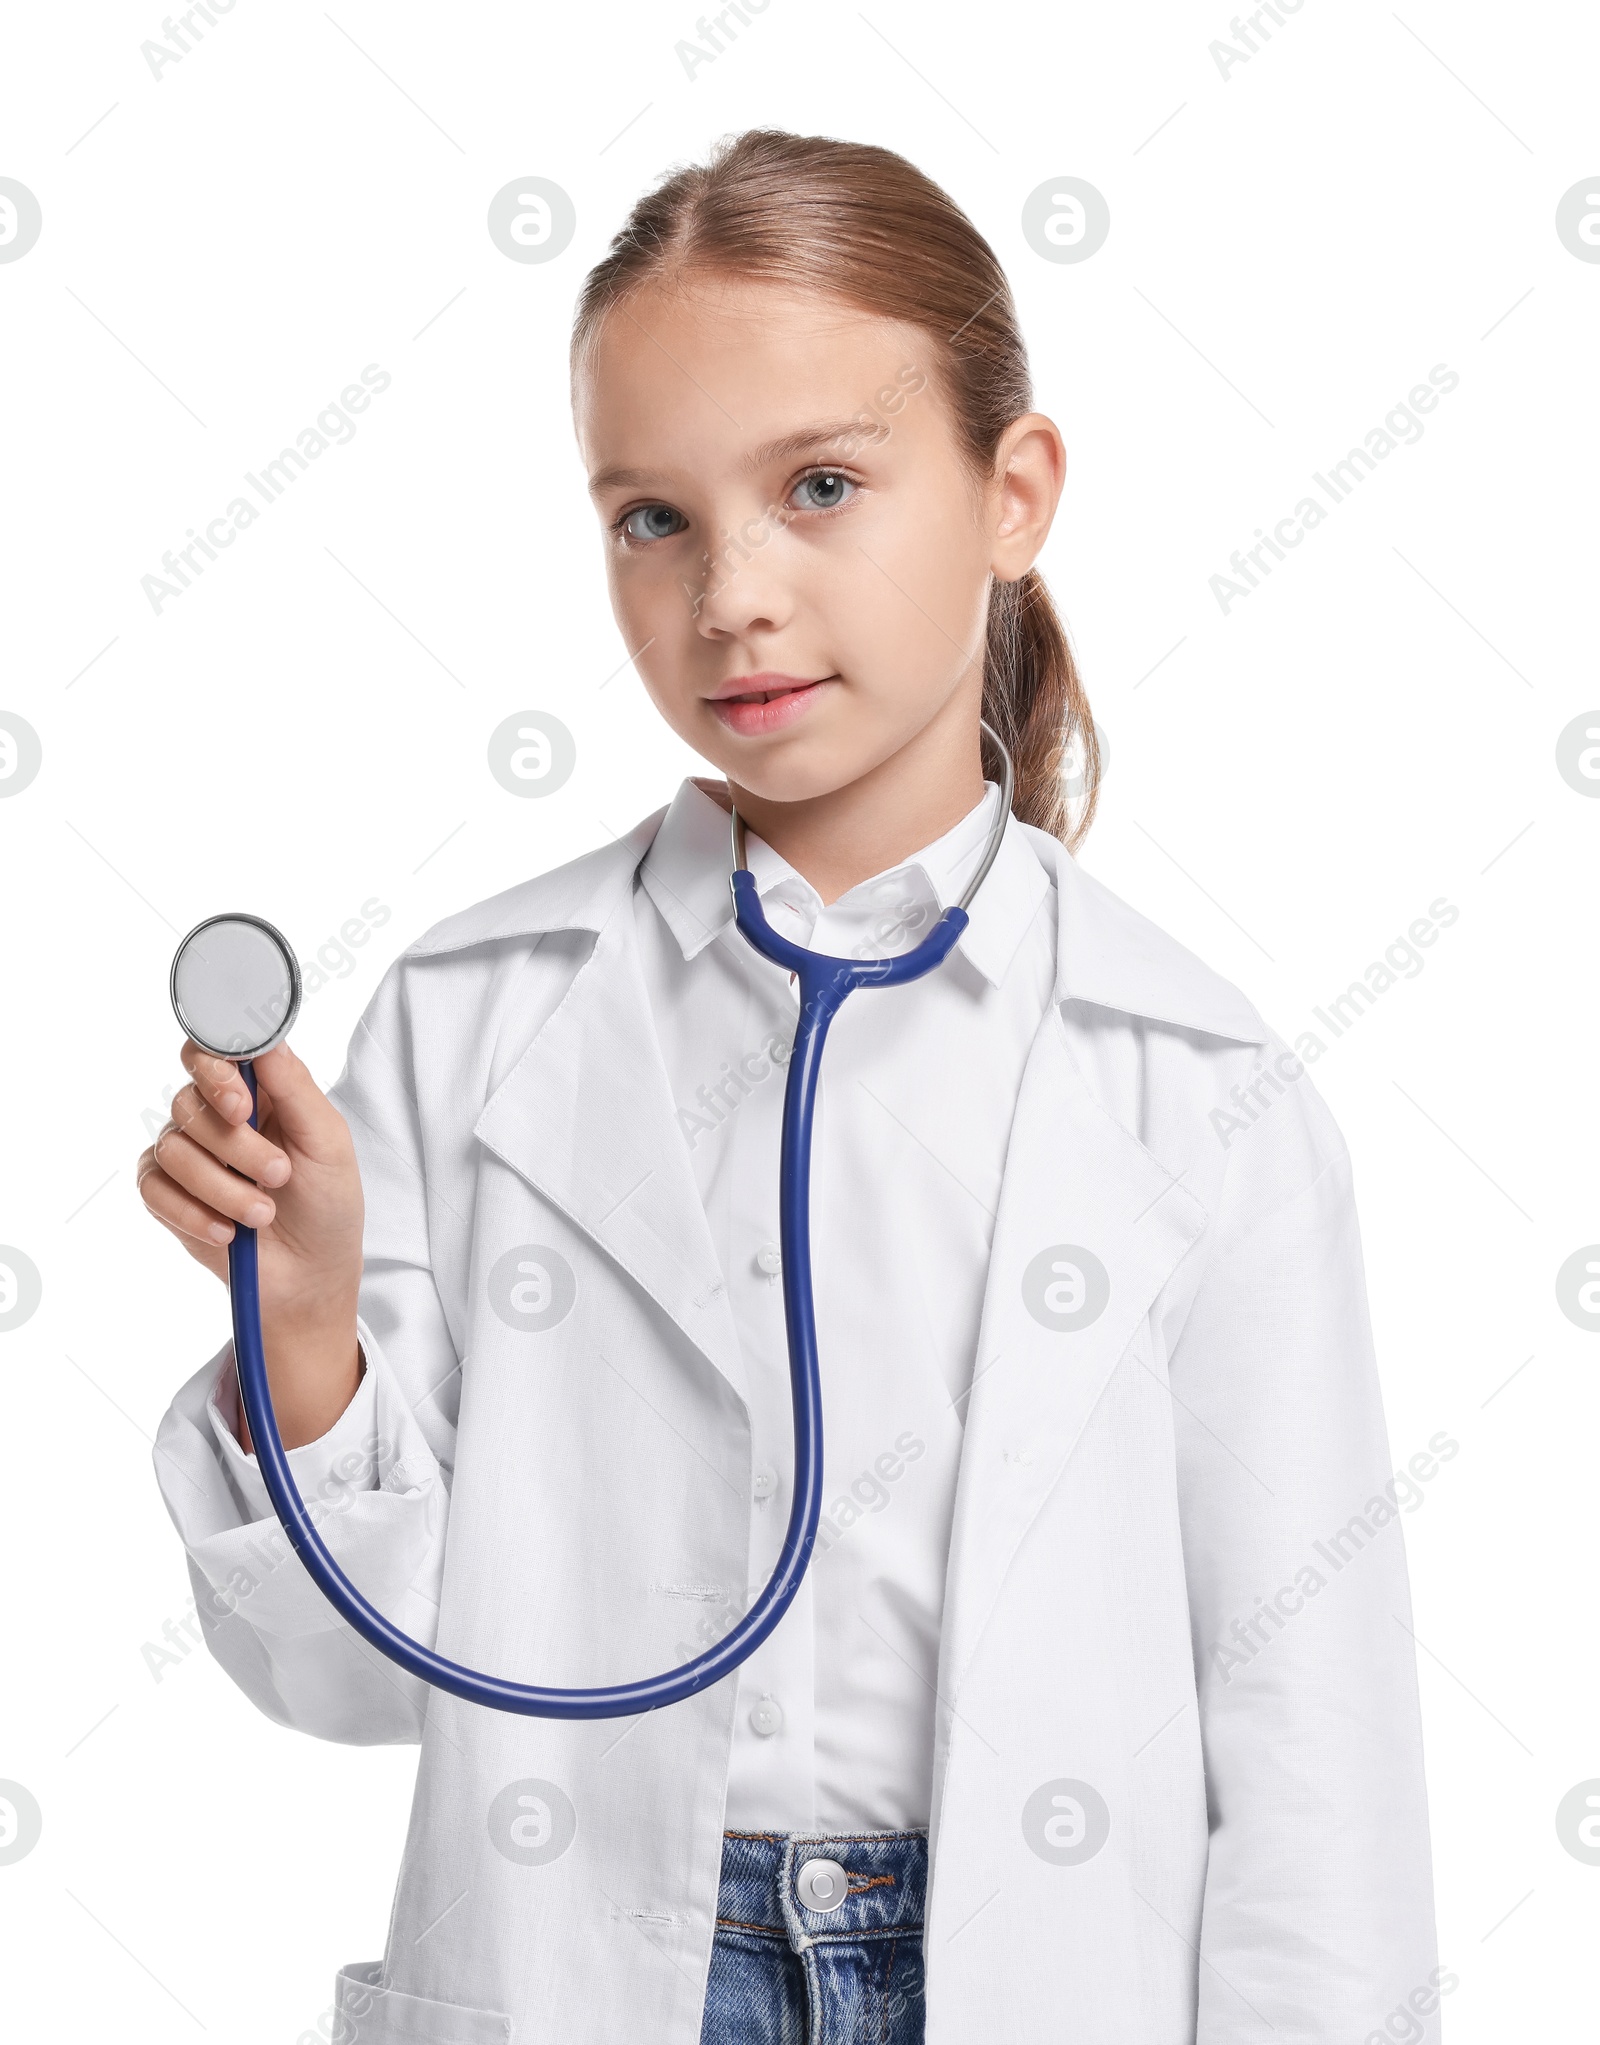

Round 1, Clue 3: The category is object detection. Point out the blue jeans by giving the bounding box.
[700,1828,928,2044]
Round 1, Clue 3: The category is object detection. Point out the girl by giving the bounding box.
[143,130,1440,2045]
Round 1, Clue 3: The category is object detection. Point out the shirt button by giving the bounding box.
[755,1243,782,1276]
[749,1695,784,1737]
[796,1857,849,1913]
[752,1466,778,1502]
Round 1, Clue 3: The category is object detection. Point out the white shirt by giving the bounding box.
[634,775,1056,1829]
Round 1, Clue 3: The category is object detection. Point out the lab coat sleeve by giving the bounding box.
[1167,1058,1443,2044]
[150,958,454,1746]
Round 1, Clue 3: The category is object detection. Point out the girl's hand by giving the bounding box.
[137,1039,365,1450]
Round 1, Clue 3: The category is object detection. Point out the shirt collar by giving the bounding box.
[637,777,1051,991]
[401,786,1270,1045]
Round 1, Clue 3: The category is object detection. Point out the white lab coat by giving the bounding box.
[153,805,1440,2044]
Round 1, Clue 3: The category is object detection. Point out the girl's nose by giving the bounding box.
[689,524,795,638]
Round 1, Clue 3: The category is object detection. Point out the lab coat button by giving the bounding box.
[752,1466,778,1501]
[749,1695,784,1737]
[755,1243,782,1276]
[796,1857,849,1913]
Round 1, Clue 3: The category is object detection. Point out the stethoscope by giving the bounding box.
[167,724,1014,1720]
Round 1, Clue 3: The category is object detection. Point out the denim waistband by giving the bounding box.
[716,1829,929,1945]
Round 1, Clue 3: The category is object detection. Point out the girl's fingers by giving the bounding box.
[150,1124,278,1229]
[246,1042,346,1159]
[136,1152,239,1252]
[179,1039,254,1125]
[167,1081,291,1186]
[176,1040,345,1168]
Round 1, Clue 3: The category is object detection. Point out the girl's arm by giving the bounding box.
[1169,1051,1441,2042]
[150,962,457,1746]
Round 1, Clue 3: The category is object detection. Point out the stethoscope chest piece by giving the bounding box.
[169,912,301,1060]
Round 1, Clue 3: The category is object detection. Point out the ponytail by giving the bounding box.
[982,570,1099,848]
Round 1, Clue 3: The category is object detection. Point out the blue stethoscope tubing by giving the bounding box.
[225,726,1013,1719]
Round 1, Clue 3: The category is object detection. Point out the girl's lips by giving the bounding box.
[708,677,833,737]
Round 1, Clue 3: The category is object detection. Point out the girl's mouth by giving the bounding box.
[708,674,835,738]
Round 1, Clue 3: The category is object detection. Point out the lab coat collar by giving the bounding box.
[1030,817,1269,1042]
[637,777,1047,992]
[404,785,1270,1046]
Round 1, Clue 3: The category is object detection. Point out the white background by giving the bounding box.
[2,0,1597,2036]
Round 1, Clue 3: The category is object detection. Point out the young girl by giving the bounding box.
[144,130,1440,2045]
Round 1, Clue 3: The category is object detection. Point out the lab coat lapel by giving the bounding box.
[933,829,1268,1710]
[471,893,749,1411]
[935,988,1209,1708]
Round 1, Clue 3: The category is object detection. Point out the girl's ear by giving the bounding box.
[989,413,1066,583]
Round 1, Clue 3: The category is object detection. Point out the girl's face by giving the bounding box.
[574,273,1061,808]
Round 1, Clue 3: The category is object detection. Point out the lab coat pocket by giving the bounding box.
[334,1960,513,2043]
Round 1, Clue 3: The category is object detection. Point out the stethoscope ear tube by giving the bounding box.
[223,728,1015,1718]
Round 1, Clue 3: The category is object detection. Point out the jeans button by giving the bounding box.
[796,1857,849,1913]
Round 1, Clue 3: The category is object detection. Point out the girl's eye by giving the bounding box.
[617,504,687,543]
[790,470,855,512]
[612,471,856,544]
